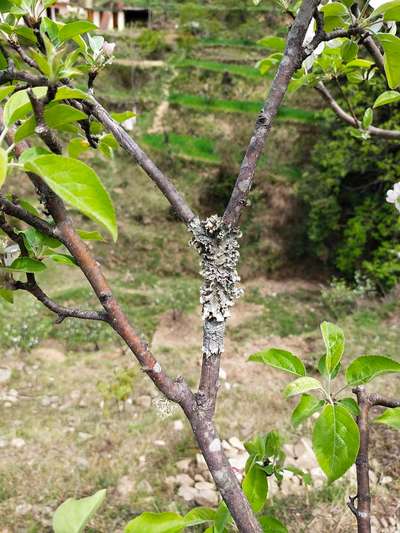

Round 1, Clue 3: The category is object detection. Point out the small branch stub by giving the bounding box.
[189,215,243,357]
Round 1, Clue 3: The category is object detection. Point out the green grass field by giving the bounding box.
[173,58,265,79]
[169,93,321,123]
[141,132,220,163]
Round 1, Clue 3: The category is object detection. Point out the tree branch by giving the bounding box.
[223,0,321,226]
[315,82,400,140]
[351,386,372,533]
[13,278,109,323]
[85,98,196,225]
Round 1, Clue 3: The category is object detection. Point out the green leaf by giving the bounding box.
[0,147,7,189]
[18,199,41,217]
[338,397,360,417]
[345,355,400,385]
[55,86,88,101]
[320,321,345,374]
[291,394,325,428]
[45,103,87,128]
[59,21,97,42]
[318,355,341,379]
[24,155,117,241]
[18,147,51,165]
[373,407,400,430]
[68,138,90,159]
[0,288,14,303]
[370,0,400,19]
[373,90,400,108]
[124,512,185,533]
[377,33,400,89]
[312,404,360,483]
[248,348,305,376]
[284,377,323,398]
[213,502,231,533]
[0,86,14,101]
[321,2,348,17]
[3,87,47,127]
[257,36,286,51]
[362,108,373,129]
[260,515,288,533]
[77,229,104,241]
[341,40,358,63]
[111,110,136,123]
[3,257,46,273]
[49,253,77,266]
[242,464,268,512]
[184,507,216,527]
[53,489,106,533]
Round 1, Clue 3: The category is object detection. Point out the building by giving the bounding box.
[46,1,151,31]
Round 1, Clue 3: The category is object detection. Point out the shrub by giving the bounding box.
[298,79,400,291]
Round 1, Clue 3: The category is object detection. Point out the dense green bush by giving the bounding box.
[136,29,167,58]
[298,79,400,291]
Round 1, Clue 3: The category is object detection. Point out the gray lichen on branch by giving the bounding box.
[189,215,243,356]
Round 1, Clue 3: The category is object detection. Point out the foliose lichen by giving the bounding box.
[189,214,243,324]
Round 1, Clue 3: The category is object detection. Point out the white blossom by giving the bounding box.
[102,41,116,57]
[386,183,400,211]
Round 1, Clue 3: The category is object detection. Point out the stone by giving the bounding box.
[194,481,215,491]
[78,432,92,442]
[0,368,11,384]
[381,475,393,485]
[154,439,166,447]
[175,474,194,487]
[194,474,205,482]
[135,395,152,409]
[173,420,184,431]
[177,485,197,502]
[229,454,248,473]
[196,453,207,471]
[15,503,32,515]
[0,439,6,448]
[11,438,25,448]
[219,367,227,380]
[176,458,191,472]
[229,436,245,451]
[117,476,135,498]
[194,489,218,507]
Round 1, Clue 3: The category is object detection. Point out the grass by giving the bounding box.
[197,37,262,48]
[141,132,220,163]
[169,93,321,123]
[173,58,265,79]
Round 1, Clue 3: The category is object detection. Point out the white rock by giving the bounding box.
[194,474,205,482]
[195,481,215,491]
[229,454,248,472]
[78,432,92,442]
[196,453,207,471]
[117,476,135,498]
[194,489,218,507]
[154,439,166,447]
[16,503,32,515]
[219,367,227,380]
[176,458,191,472]
[0,368,11,384]
[11,438,25,448]
[229,437,245,451]
[175,474,194,487]
[224,382,232,390]
[0,438,6,448]
[381,475,393,485]
[135,395,152,409]
[178,485,197,502]
[173,420,184,431]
